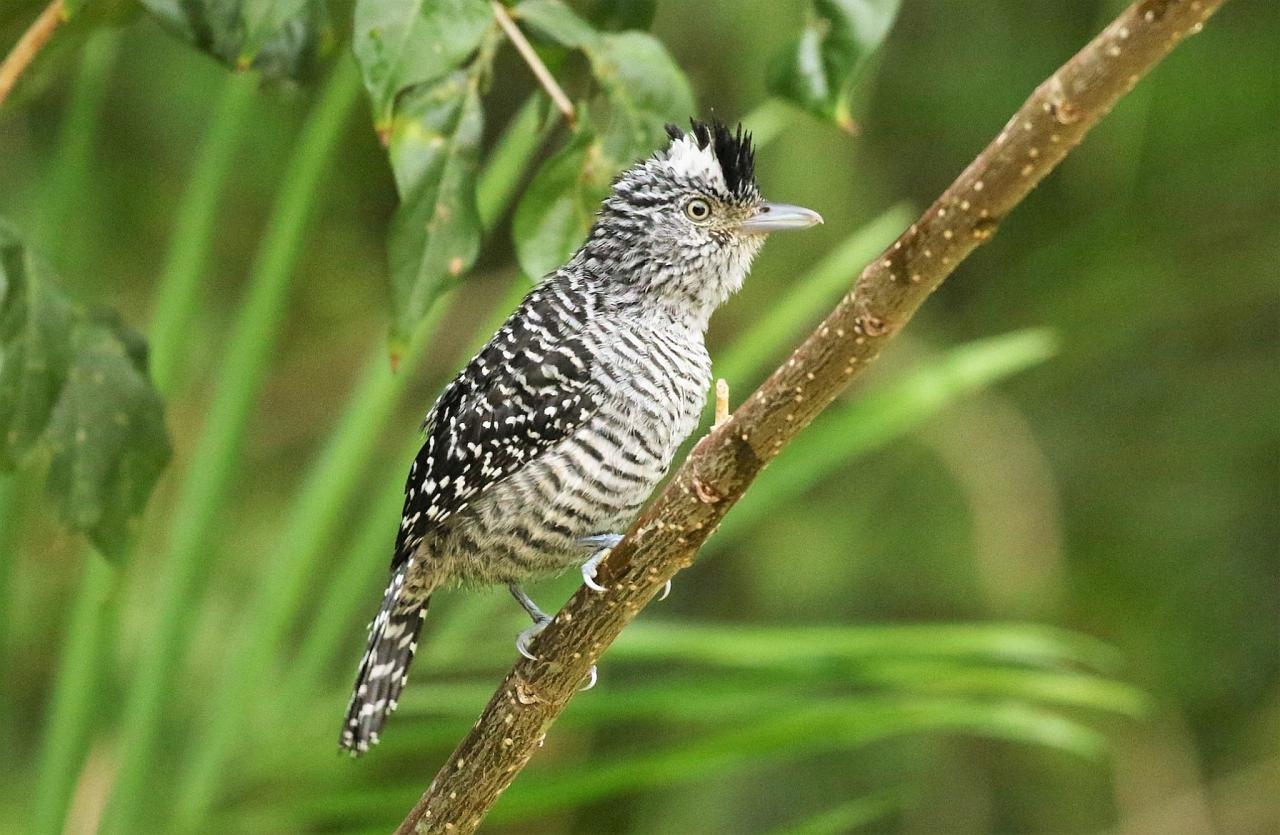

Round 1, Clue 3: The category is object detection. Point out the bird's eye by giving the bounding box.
[684,198,712,222]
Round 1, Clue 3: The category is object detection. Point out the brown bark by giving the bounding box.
[397,2,1231,832]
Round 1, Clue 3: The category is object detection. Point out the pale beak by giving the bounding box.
[738,201,824,234]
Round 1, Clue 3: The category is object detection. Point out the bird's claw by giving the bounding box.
[581,552,608,591]
[658,579,672,601]
[579,533,623,592]
[516,616,551,660]
[579,664,598,691]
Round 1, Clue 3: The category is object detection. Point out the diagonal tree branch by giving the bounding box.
[396,2,1230,832]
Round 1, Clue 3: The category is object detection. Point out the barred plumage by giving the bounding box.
[341,119,821,754]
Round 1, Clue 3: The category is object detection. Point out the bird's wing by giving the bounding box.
[392,287,601,570]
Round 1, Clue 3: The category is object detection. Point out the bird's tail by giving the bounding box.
[340,565,427,755]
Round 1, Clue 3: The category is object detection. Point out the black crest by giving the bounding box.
[664,118,757,197]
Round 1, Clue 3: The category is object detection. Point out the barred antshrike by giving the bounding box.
[341,120,821,754]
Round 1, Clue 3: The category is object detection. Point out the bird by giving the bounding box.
[340,119,822,754]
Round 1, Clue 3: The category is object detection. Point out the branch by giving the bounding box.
[490,0,576,127]
[397,2,1230,832]
[0,0,66,108]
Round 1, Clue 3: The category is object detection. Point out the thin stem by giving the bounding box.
[26,34,122,835]
[101,57,363,833]
[490,0,575,126]
[395,2,1231,831]
[0,0,65,107]
[149,73,258,394]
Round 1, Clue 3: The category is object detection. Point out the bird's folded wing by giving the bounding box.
[392,288,602,569]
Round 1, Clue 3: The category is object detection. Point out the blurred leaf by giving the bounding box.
[514,0,600,48]
[139,0,332,80]
[589,31,694,158]
[613,620,1123,674]
[488,699,1109,822]
[511,125,612,279]
[716,328,1058,546]
[0,221,170,560]
[765,788,908,835]
[581,0,656,31]
[768,0,901,131]
[352,0,492,134]
[511,4,693,275]
[386,72,484,344]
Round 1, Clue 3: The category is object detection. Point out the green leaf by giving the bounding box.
[511,126,613,279]
[386,72,485,344]
[768,0,902,131]
[139,0,332,80]
[353,0,493,134]
[0,221,170,561]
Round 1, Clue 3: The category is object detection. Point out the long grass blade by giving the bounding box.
[714,328,1058,547]
[26,33,122,835]
[172,94,565,825]
[147,73,258,395]
[101,57,363,833]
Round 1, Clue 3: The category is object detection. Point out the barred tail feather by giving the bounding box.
[340,566,428,755]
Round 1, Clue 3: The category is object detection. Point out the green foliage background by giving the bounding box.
[0,0,1276,833]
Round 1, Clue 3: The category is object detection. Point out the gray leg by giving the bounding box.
[509,582,599,689]
[510,584,551,660]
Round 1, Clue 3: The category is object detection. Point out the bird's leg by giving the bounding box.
[510,582,599,690]
[510,584,552,660]
[579,533,672,600]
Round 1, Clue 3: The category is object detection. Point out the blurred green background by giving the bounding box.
[1,0,1276,833]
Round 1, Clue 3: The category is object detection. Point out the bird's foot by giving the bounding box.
[510,583,553,659]
[516,615,552,660]
[579,533,623,592]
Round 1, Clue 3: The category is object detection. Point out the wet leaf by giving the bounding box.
[0,221,170,561]
[386,72,485,344]
[353,0,493,134]
[768,0,901,131]
[139,0,333,80]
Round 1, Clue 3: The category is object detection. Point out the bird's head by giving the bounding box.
[579,119,822,322]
